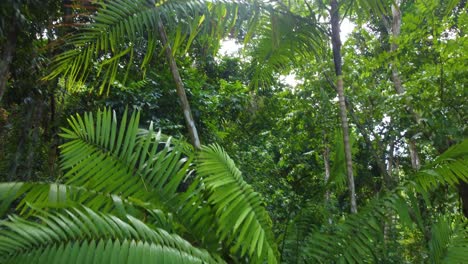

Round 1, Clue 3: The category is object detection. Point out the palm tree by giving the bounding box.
[44,0,244,149]
[0,108,279,263]
[329,0,357,213]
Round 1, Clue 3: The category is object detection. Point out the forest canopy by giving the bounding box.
[0,0,467,263]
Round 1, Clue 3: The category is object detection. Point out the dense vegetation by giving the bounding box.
[0,0,467,263]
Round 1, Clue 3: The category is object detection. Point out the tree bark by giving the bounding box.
[388,2,421,170]
[0,22,18,103]
[323,144,331,203]
[387,140,395,176]
[330,0,357,214]
[157,18,201,149]
[323,143,333,224]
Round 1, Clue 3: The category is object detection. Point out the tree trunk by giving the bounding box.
[387,140,395,176]
[323,143,333,224]
[157,18,201,149]
[388,2,421,170]
[323,145,331,203]
[330,0,357,214]
[0,22,18,103]
[408,140,421,169]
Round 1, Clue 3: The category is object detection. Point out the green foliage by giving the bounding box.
[0,109,279,263]
[0,207,219,264]
[198,144,279,263]
[278,139,468,263]
[44,0,242,93]
[2,0,468,263]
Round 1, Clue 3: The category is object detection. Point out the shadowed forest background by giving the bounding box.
[0,0,467,263]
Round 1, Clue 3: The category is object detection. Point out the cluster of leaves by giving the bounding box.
[0,109,279,263]
[1,109,467,263]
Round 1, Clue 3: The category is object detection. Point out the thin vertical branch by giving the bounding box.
[157,17,201,149]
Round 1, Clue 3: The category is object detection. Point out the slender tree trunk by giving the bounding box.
[323,143,333,224]
[157,18,201,149]
[408,140,420,169]
[323,145,331,203]
[387,140,395,176]
[0,22,18,103]
[388,2,421,170]
[330,0,357,214]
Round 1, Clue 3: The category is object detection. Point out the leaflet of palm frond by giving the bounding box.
[0,206,222,263]
[441,219,468,263]
[198,144,280,263]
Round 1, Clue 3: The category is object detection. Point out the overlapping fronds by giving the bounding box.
[0,109,282,262]
[297,140,468,263]
[429,217,468,263]
[59,108,227,248]
[414,139,468,192]
[247,8,326,89]
[59,108,192,205]
[0,206,220,264]
[198,144,279,263]
[44,0,243,93]
[1,108,220,251]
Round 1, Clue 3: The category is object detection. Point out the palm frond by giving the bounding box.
[59,108,191,204]
[197,144,279,263]
[0,206,221,264]
[279,204,326,264]
[441,219,468,263]
[44,0,242,93]
[303,197,388,263]
[414,140,468,192]
[0,182,159,220]
[1,108,221,251]
[247,8,325,89]
[300,140,468,263]
[355,0,390,17]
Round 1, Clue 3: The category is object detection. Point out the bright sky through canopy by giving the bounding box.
[219,19,356,87]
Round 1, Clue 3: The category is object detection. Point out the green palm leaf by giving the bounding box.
[44,0,241,93]
[442,220,468,264]
[198,144,279,263]
[428,216,468,264]
[414,140,468,192]
[0,206,220,264]
[59,108,192,205]
[2,108,221,251]
[299,140,468,263]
